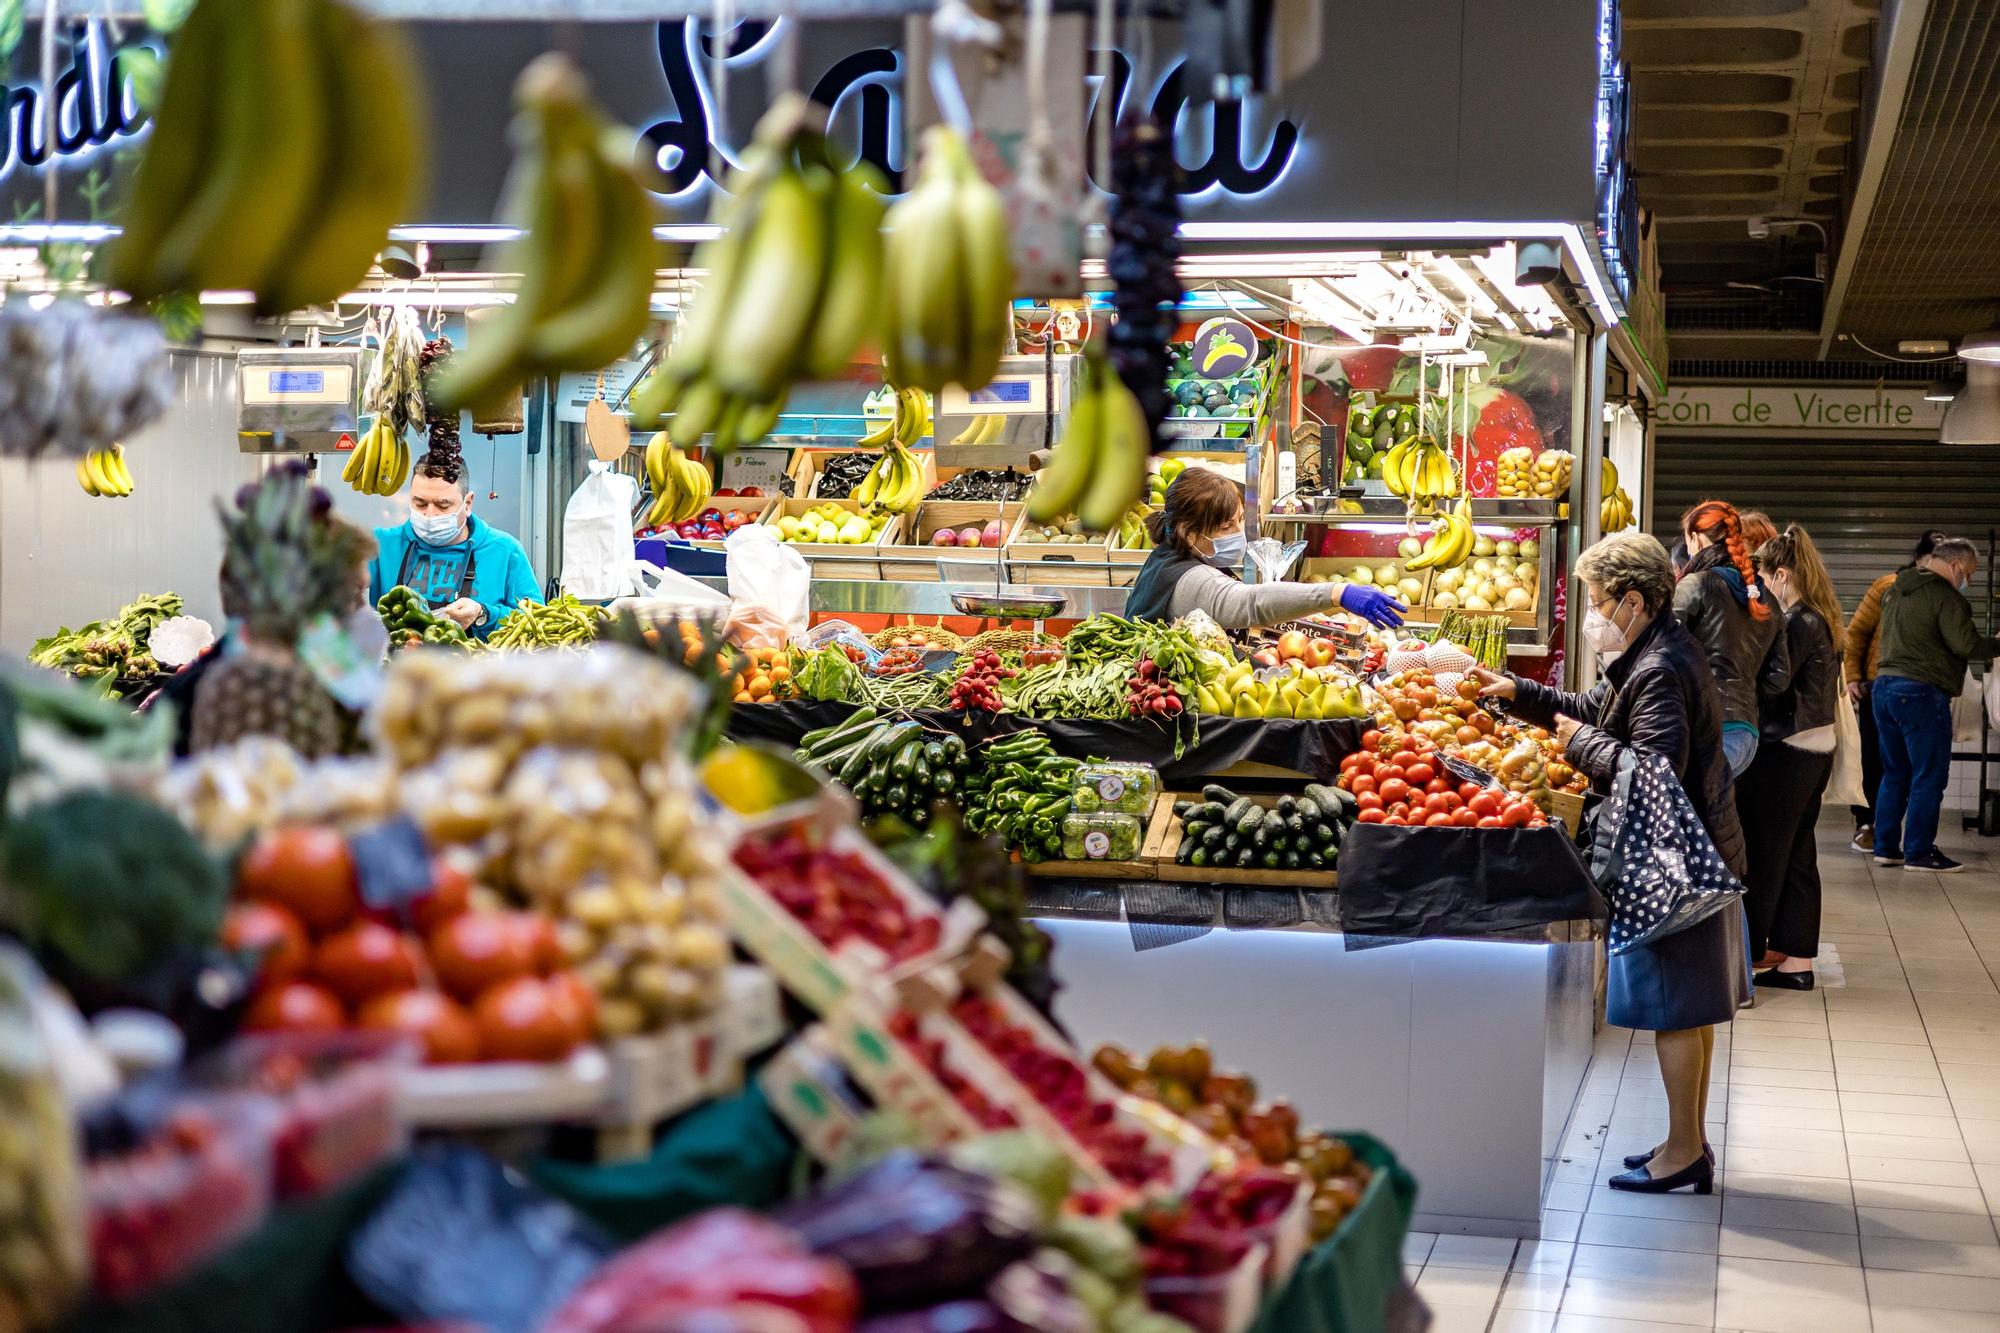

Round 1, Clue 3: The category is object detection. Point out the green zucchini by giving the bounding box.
[889,740,923,782]
[1297,797,1322,824]
[1236,805,1266,835]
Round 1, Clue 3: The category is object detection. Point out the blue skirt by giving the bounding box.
[1607,897,1751,1031]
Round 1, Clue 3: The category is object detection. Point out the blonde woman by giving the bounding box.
[1742,527,1844,988]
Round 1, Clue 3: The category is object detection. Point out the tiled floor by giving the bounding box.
[1404,814,2000,1332]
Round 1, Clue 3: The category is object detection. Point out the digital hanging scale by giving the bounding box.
[236,348,364,454]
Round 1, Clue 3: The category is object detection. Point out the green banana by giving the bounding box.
[528,126,660,369]
[714,164,832,401]
[1079,371,1150,534]
[804,164,888,379]
[104,0,227,298]
[1027,357,1107,524]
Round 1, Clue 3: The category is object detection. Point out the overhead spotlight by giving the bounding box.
[376,242,425,280]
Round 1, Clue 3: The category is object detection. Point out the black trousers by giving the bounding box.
[1852,681,1883,828]
[1739,742,1836,960]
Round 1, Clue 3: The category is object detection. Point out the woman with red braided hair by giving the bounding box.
[1676,500,1791,779]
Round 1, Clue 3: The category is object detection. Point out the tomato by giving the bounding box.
[1440,791,1464,812]
[244,981,345,1034]
[1424,812,1453,826]
[1340,753,1365,774]
[473,977,581,1063]
[1358,808,1387,824]
[1451,809,1479,827]
[1468,792,1501,819]
[1454,725,1481,746]
[1500,802,1533,828]
[1380,764,1407,784]
[513,915,564,975]
[221,902,311,986]
[1356,792,1384,812]
[409,859,474,934]
[1361,729,1383,751]
[313,921,423,1006]
[1476,815,1504,828]
[429,913,537,1002]
[238,826,358,934]
[1391,750,1418,770]
[1382,814,1407,826]
[1458,782,1484,802]
[1425,777,1450,795]
[356,990,481,1064]
[1348,774,1377,796]
[546,972,599,1043]
[1378,778,1411,805]
[1404,763,1435,787]
[1422,792,1451,817]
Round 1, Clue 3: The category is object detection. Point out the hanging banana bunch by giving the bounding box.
[1600,457,1635,532]
[640,432,715,528]
[434,54,660,411]
[881,125,1014,395]
[856,386,931,450]
[76,446,135,498]
[342,418,410,497]
[631,95,888,452]
[1405,498,1475,570]
[947,415,1005,446]
[1025,350,1150,534]
[104,0,426,315]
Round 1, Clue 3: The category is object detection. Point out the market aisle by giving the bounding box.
[1401,814,2000,1332]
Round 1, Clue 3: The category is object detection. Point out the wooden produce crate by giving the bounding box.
[926,462,1035,505]
[1003,508,1114,587]
[761,498,900,580]
[879,501,1022,583]
[1024,851,1158,880]
[794,446,937,501]
[1144,792,1338,891]
[1546,786,1585,837]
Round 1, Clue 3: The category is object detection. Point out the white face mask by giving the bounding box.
[412,508,465,545]
[1582,597,1632,658]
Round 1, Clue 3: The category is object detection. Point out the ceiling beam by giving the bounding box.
[1817,0,1932,356]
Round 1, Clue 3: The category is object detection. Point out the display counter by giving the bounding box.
[1029,884,1597,1239]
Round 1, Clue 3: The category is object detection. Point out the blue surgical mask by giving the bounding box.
[412,509,464,546]
[1206,530,1245,569]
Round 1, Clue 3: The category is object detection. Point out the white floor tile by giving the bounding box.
[1720,1193,1857,1235]
[1848,1153,1979,1186]
[1860,1235,2000,1277]
[1849,1179,1991,1214]
[1867,1305,2000,1333]
[1429,1233,1520,1270]
[1718,1224,1861,1265]
[1857,1205,2000,1243]
[1577,1211,1721,1255]
[1587,1186,1723,1223]
[1713,1255,1869,1332]
[1864,1267,2000,1313]
[1414,1264,1507,1306]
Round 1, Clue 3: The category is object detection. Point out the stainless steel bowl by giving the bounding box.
[949,588,1069,620]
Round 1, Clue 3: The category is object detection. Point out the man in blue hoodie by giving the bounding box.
[368,451,542,640]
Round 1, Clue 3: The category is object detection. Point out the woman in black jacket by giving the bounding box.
[1677,499,1790,777]
[1473,532,1747,1195]
[1741,526,1843,989]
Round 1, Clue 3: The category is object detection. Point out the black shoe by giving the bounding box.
[1851,827,1873,854]
[1622,1143,1716,1170]
[1905,850,1966,873]
[1755,968,1815,991]
[1872,852,1904,867]
[1608,1154,1714,1194]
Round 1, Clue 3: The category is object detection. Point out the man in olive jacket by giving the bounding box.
[1843,530,1946,849]
[1871,537,1999,873]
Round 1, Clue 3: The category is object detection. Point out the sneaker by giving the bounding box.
[1905,850,1966,873]
[1851,827,1874,853]
[1873,852,1905,867]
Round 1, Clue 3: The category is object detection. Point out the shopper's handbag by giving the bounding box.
[1588,750,1745,956]
[1825,693,1869,809]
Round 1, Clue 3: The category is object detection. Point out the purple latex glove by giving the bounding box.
[1339,582,1408,628]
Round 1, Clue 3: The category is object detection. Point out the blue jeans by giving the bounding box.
[1722,725,1759,779]
[1872,676,1954,860]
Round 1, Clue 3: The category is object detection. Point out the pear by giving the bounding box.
[1295,690,1325,720]
[1277,681,1305,715]
[1261,688,1293,719]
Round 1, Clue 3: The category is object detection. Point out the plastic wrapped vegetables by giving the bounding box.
[961,731,1079,863]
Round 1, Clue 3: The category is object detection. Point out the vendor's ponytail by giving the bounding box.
[1683,498,1769,620]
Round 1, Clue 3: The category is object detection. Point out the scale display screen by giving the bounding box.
[269,371,325,395]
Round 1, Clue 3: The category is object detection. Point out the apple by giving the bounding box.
[741,486,763,497]
[700,524,724,539]
[1251,648,1279,669]
[1276,629,1310,661]
[1304,637,1336,668]
[722,511,749,530]
[676,521,701,538]
[700,508,722,522]
[981,519,1005,547]
[957,527,983,547]
[932,528,959,546]
[715,487,738,497]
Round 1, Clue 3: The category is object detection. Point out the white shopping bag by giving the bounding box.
[1954,668,1983,745]
[1825,694,1869,809]
[560,461,640,600]
[724,524,810,649]
[606,561,731,625]
[1986,669,2000,732]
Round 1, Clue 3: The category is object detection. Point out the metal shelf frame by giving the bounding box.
[45,0,931,15]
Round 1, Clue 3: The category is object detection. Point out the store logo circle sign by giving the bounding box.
[0,24,151,182]
[640,18,1300,201]
[1192,318,1257,379]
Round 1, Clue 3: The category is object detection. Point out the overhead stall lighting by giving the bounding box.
[1956,331,2000,363]
[1941,361,2000,444]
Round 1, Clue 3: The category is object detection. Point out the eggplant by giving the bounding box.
[778,1152,1040,1309]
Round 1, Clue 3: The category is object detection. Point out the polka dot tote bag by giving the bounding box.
[1594,750,1745,956]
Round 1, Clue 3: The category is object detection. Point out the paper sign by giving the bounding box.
[348,816,435,916]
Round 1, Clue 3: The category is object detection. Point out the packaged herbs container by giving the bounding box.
[1070,761,1159,816]
[1061,811,1142,862]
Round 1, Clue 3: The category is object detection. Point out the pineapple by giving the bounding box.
[189,465,376,758]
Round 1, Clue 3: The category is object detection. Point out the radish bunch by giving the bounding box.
[949,650,1015,711]
[1127,658,1184,717]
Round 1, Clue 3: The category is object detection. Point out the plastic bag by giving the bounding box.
[1987,668,2000,732]
[724,525,810,650]
[1954,668,1983,745]
[562,462,642,601]
[606,562,731,625]
[1825,693,1868,810]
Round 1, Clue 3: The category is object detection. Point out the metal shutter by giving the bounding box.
[1652,437,2000,615]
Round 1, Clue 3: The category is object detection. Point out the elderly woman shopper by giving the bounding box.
[1472,532,1747,1195]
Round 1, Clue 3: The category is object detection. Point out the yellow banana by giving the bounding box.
[1027,358,1107,524]
[264,0,425,314]
[375,423,403,494]
[107,446,135,496]
[76,456,100,497]
[529,126,661,371]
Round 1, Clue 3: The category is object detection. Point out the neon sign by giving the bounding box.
[0,24,152,182]
[640,18,1301,201]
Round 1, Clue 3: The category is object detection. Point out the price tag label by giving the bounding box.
[348,816,434,916]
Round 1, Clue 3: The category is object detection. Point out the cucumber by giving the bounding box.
[911,756,931,789]
[1306,849,1326,869]
[1223,797,1255,826]
[1304,782,1345,813]
[1173,800,1198,820]
[1195,802,1229,824]
[1252,823,1273,851]
[1296,797,1322,824]
[1236,805,1266,835]
[1234,847,1257,868]
[1191,848,1210,868]
[1286,814,1306,837]
[1176,840,1196,865]
[1260,850,1281,869]
[1225,832,1242,853]
[1202,825,1229,851]
[1282,850,1301,870]
[1276,795,1297,819]
[1202,783,1239,805]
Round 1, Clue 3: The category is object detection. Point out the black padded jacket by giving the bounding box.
[1761,605,1840,743]
[1673,545,1790,730]
[1510,610,1747,877]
